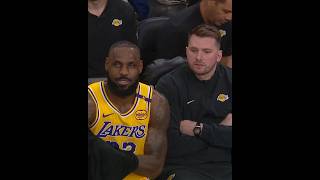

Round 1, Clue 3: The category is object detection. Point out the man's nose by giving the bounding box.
[226,13,232,21]
[196,51,203,60]
[119,66,129,75]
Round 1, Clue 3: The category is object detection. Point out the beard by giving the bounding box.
[106,72,139,97]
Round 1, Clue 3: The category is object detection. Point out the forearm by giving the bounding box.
[135,154,164,179]
[200,123,232,148]
[134,106,169,179]
[166,126,208,158]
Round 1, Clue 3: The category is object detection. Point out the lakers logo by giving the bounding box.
[112,19,122,27]
[135,110,147,120]
[217,94,229,102]
[167,173,175,180]
[219,29,226,38]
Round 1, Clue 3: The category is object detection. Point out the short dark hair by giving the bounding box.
[108,41,140,58]
[188,24,221,48]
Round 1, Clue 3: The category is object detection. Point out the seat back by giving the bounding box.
[88,77,107,85]
[137,16,169,67]
[157,0,187,5]
[141,56,186,85]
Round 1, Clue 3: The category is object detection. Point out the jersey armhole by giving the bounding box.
[88,88,100,128]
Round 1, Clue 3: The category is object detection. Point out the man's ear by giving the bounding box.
[105,57,109,71]
[138,59,143,74]
[216,50,223,63]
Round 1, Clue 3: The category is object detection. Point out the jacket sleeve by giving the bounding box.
[199,67,232,148]
[200,123,232,148]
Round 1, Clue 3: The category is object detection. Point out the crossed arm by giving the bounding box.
[134,90,170,179]
[180,113,232,148]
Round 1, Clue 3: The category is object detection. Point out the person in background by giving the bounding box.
[156,0,232,68]
[88,0,137,78]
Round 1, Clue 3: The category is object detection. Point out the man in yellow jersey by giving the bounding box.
[88,40,170,180]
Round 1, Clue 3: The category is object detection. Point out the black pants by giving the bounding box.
[157,164,232,180]
[88,130,138,180]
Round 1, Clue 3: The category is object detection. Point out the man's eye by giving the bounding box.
[113,63,121,68]
[128,63,136,68]
[190,49,198,53]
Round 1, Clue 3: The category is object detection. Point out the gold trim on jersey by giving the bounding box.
[88,87,100,128]
[100,81,140,117]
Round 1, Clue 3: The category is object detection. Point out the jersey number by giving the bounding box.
[106,141,136,153]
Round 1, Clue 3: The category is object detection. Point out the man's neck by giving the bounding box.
[195,65,217,81]
[105,85,136,114]
[200,0,215,25]
[88,0,108,17]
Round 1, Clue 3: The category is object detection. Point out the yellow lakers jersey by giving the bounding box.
[88,81,153,180]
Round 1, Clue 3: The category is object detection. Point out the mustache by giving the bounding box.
[115,77,131,82]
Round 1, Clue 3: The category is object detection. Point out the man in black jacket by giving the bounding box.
[156,24,232,180]
[88,0,137,77]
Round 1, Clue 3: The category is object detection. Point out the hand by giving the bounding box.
[219,113,232,126]
[180,120,198,136]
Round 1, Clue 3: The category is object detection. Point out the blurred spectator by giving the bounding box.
[128,0,150,20]
[155,0,232,68]
[88,0,137,78]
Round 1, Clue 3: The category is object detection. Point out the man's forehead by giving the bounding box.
[110,47,136,56]
[190,35,218,43]
[112,46,137,53]
[109,47,139,61]
[225,0,232,10]
[188,36,219,49]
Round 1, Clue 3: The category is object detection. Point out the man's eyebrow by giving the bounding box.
[224,8,232,13]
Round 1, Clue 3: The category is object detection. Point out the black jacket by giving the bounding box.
[156,63,232,167]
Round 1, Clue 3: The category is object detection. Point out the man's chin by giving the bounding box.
[116,80,131,87]
[111,82,138,97]
[116,84,130,90]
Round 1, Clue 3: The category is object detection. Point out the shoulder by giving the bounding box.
[157,63,189,85]
[170,3,200,23]
[220,21,232,32]
[150,89,170,126]
[109,0,131,8]
[166,3,201,31]
[217,64,232,83]
[108,0,135,14]
[219,21,232,40]
[151,89,168,106]
[88,81,103,92]
[155,64,189,98]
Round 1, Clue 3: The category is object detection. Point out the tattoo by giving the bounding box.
[146,90,170,154]
[134,90,170,178]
